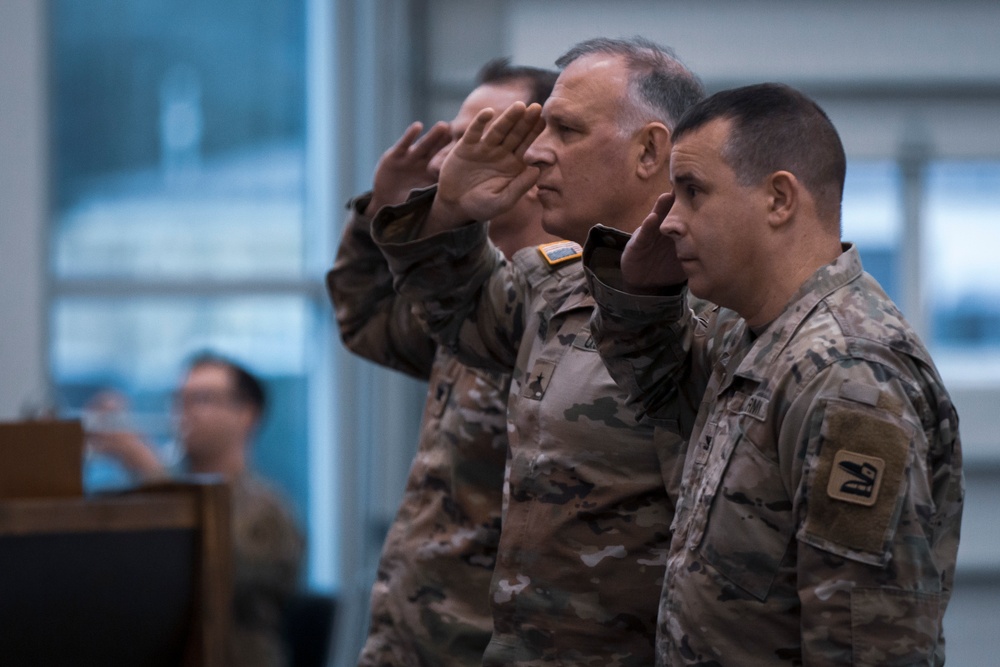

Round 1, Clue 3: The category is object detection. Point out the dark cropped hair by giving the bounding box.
[673,82,847,224]
[187,351,267,419]
[476,57,559,106]
[556,36,705,132]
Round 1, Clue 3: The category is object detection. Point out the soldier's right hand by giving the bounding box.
[423,102,544,236]
[621,192,687,293]
[366,121,451,216]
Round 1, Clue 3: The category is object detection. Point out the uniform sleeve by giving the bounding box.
[781,357,962,665]
[370,186,528,374]
[326,192,437,380]
[583,225,704,422]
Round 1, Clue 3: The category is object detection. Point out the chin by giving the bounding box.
[539,216,560,236]
[687,279,713,302]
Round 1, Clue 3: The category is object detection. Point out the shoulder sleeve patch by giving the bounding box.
[826,450,885,506]
[537,240,583,266]
[802,399,912,565]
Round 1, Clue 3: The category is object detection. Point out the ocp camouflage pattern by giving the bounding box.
[372,188,688,667]
[585,227,964,666]
[328,194,508,667]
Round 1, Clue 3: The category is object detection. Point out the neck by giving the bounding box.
[491,222,558,259]
[489,200,559,258]
[740,236,843,328]
[619,188,669,235]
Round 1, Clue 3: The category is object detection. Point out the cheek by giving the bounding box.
[713,219,757,276]
[569,155,624,203]
[598,150,639,201]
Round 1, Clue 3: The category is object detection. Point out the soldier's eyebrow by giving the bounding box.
[541,99,582,126]
[671,171,700,188]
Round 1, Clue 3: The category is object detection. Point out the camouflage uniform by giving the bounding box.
[327,194,509,667]
[229,473,306,667]
[372,188,685,667]
[584,227,964,666]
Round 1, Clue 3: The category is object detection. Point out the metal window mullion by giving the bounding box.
[898,139,930,341]
[50,278,327,300]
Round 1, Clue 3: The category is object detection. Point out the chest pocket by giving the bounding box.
[696,395,795,601]
[520,322,594,401]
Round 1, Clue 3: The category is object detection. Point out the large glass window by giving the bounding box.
[926,162,1000,363]
[48,0,331,586]
[842,161,903,302]
[842,159,1000,388]
[50,0,306,280]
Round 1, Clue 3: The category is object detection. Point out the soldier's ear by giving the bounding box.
[636,123,671,180]
[766,170,798,228]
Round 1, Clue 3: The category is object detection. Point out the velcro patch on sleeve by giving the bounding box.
[838,379,880,407]
[827,450,885,506]
[803,399,912,563]
[537,240,583,266]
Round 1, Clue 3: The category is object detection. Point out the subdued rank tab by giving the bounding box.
[521,359,556,400]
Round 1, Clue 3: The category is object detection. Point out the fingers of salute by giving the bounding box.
[458,102,545,161]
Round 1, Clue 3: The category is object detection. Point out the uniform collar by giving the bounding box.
[733,243,862,382]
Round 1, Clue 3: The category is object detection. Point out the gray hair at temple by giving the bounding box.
[555,36,705,135]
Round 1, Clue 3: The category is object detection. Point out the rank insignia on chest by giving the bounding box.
[521,359,556,400]
[537,240,583,266]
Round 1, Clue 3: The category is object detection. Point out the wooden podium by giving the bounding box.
[0,481,232,667]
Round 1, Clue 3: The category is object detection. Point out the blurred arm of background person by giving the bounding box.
[85,390,169,481]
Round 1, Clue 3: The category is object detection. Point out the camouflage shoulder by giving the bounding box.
[835,273,934,366]
[513,239,583,284]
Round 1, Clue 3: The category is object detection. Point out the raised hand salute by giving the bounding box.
[425,101,545,236]
[366,119,451,216]
[619,191,687,293]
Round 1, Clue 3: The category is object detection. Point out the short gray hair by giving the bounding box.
[556,36,705,135]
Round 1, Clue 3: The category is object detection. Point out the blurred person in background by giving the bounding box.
[88,352,305,667]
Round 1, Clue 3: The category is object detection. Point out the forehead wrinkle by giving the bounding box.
[547,55,628,121]
[669,144,700,181]
[672,121,734,177]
